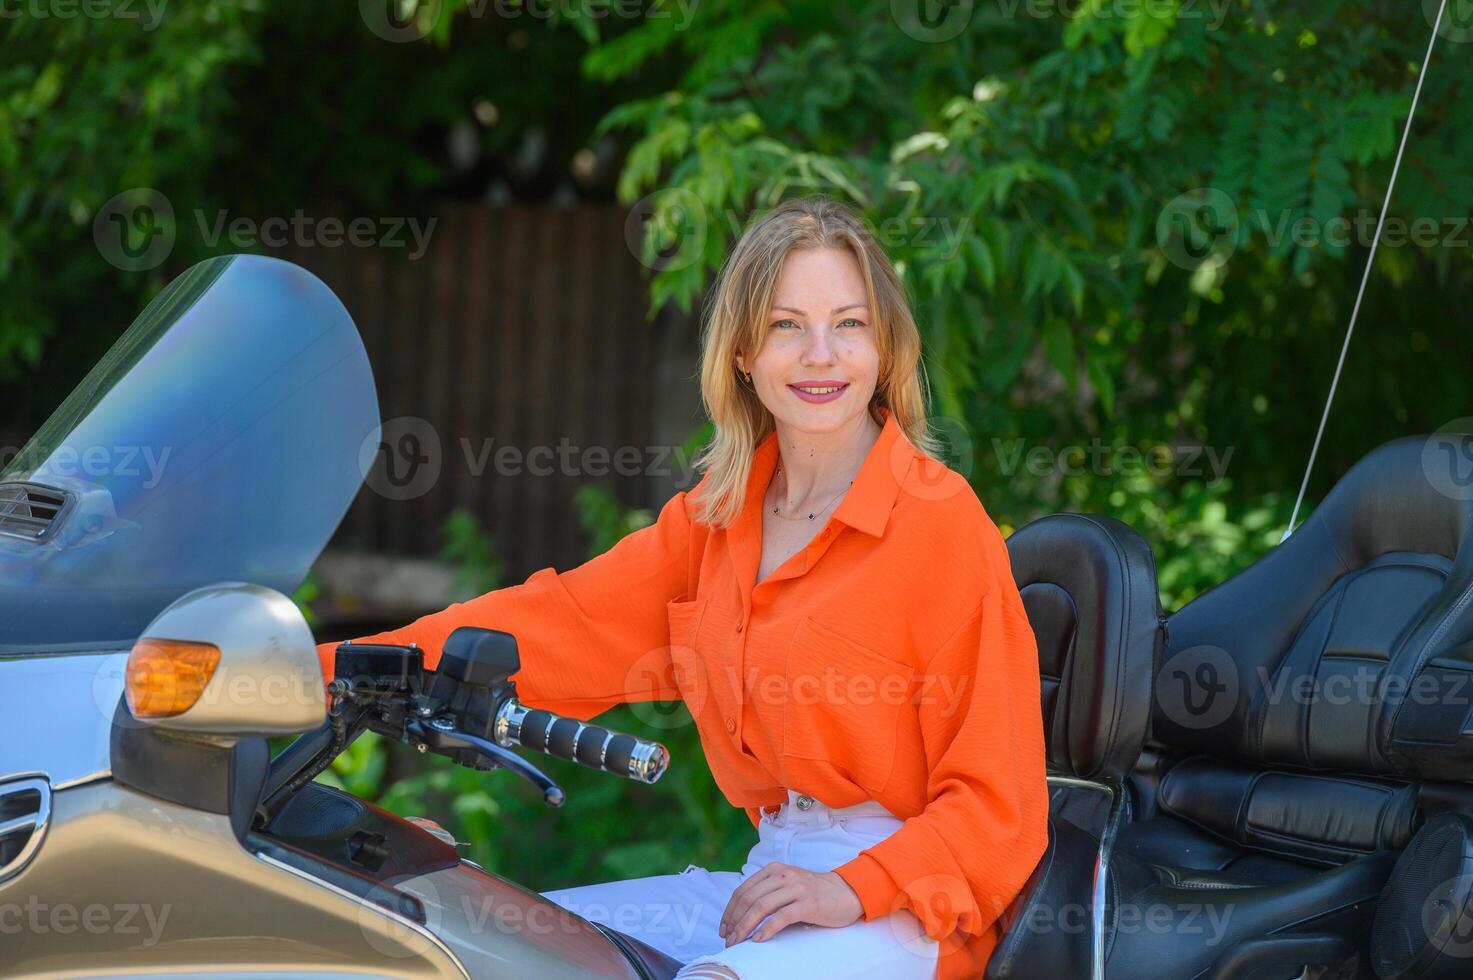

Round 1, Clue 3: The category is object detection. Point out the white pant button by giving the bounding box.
[795,794,813,811]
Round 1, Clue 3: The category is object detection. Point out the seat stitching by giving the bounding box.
[1302,583,1352,770]
[1390,573,1473,747]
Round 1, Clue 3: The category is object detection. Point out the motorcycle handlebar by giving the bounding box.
[493,699,669,784]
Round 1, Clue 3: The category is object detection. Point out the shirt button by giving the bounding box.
[796,795,814,811]
[735,619,744,633]
[725,718,736,734]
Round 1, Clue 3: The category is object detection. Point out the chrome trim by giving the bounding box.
[494,699,527,746]
[1047,773,1131,980]
[52,768,112,791]
[0,650,127,787]
[254,850,470,979]
[0,774,51,884]
[570,721,586,759]
[628,740,669,783]
[0,481,76,544]
[135,582,327,735]
[598,729,613,767]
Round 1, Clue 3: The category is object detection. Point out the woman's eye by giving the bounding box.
[772,318,798,330]
[839,318,865,328]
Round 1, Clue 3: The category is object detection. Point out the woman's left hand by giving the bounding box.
[718,861,864,945]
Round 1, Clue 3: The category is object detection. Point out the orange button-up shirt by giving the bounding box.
[319,406,1049,979]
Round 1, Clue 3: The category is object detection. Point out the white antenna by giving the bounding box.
[1282,0,1449,543]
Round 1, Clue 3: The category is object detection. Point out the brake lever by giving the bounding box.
[407,716,565,807]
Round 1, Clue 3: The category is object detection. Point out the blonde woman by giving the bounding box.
[322,197,1049,979]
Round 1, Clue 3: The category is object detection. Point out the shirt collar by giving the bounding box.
[742,405,913,539]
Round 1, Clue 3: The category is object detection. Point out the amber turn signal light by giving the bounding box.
[125,638,222,719]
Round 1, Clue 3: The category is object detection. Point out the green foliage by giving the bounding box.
[291,572,321,631]
[438,508,506,597]
[588,0,1473,591]
[326,493,752,886]
[0,1,260,393]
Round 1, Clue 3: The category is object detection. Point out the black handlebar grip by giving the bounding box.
[498,702,668,783]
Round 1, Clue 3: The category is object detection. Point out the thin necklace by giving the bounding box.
[767,461,854,522]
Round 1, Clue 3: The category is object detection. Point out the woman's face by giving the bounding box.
[737,245,881,437]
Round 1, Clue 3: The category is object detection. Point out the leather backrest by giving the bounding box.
[1153,434,1473,782]
[1007,513,1164,783]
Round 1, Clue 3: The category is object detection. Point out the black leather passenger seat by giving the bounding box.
[1109,435,1473,979]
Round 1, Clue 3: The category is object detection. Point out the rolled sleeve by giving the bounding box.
[316,487,698,721]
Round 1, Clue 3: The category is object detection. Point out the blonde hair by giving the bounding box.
[689,196,941,527]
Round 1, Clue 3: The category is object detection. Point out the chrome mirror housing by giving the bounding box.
[126,583,326,736]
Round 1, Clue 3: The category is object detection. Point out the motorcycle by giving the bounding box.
[4,254,1472,980]
[0,254,684,978]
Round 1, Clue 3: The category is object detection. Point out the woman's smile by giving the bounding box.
[788,380,849,403]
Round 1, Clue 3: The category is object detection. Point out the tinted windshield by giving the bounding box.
[0,255,378,652]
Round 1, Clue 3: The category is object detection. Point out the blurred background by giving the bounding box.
[4,0,1471,890]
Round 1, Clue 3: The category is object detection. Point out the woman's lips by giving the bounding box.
[787,382,848,404]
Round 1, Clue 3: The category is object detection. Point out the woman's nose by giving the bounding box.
[801,324,838,364]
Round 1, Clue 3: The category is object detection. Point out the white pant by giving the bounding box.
[539,789,939,979]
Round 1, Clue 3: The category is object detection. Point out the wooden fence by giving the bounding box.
[278,203,703,587]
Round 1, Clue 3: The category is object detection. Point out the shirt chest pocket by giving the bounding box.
[781,616,916,796]
[666,597,716,722]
